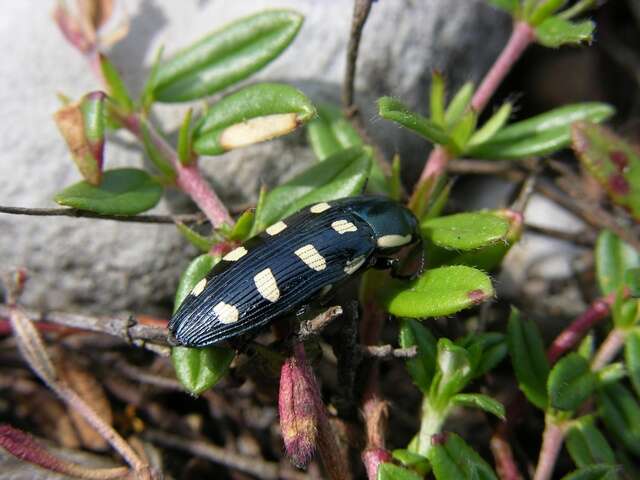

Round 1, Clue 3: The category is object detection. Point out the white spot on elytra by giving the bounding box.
[254,268,280,302]
[310,202,331,213]
[191,278,207,296]
[266,221,287,236]
[220,113,298,150]
[213,302,239,324]
[331,219,358,234]
[377,234,413,248]
[223,246,248,261]
[294,244,327,271]
[344,255,366,275]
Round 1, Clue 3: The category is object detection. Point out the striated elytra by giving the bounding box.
[169,196,420,347]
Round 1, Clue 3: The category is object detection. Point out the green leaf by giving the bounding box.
[451,393,505,419]
[381,266,494,318]
[430,71,446,126]
[99,54,133,112]
[175,222,215,252]
[507,308,550,410]
[153,10,303,102]
[193,83,316,155]
[529,0,568,26]
[422,211,510,251]
[399,319,438,393]
[392,450,430,476]
[171,253,234,394]
[377,463,422,480]
[566,415,616,468]
[428,433,498,480]
[171,346,234,395]
[444,82,474,128]
[54,168,163,215]
[467,102,512,149]
[627,268,640,297]
[578,333,595,361]
[141,45,164,110]
[598,382,640,455]
[487,0,520,14]
[229,209,255,242]
[140,123,176,181]
[389,154,403,201]
[469,333,508,377]
[378,97,450,145]
[306,104,389,196]
[573,122,640,221]
[535,17,595,48]
[449,110,477,153]
[468,103,614,160]
[174,254,218,312]
[307,103,363,160]
[560,465,619,480]
[252,146,372,233]
[177,108,194,165]
[613,296,639,330]
[432,339,473,400]
[597,362,626,386]
[625,329,640,398]
[548,353,596,411]
[595,230,640,295]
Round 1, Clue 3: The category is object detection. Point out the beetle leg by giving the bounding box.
[371,256,398,270]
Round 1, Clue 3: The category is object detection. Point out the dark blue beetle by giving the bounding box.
[169,195,420,347]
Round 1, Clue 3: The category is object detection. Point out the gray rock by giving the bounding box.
[0,0,508,313]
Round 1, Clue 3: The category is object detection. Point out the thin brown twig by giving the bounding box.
[533,418,564,480]
[0,304,167,346]
[143,429,310,480]
[361,344,417,359]
[0,205,205,224]
[524,223,596,247]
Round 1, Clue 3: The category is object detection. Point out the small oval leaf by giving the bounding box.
[399,318,438,393]
[566,415,616,468]
[171,346,234,395]
[252,146,372,232]
[625,329,640,398]
[172,254,234,394]
[507,308,550,410]
[54,168,163,215]
[597,382,640,456]
[451,393,505,420]
[428,433,498,480]
[559,465,618,480]
[535,17,595,48]
[595,230,640,295]
[422,212,510,251]
[153,10,303,102]
[377,463,422,480]
[381,266,494,318]
[468,103,614,160]
[193,83,316,155]
[548,353,596,411]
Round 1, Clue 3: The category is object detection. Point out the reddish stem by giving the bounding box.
[471,21,536,113]
[123,116,232,228]
[546,292,617,363]
[533,419,564,480]
[491,431,524,480]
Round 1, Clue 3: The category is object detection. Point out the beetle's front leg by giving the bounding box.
[371,255,422,281]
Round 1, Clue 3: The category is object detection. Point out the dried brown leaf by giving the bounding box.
[58,356,113,451]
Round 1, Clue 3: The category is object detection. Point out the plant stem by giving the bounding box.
[533,417,564,480]
[122,116,233,228]
[417,398,446,457]
[343,0,373,110]
[547,292,618,363]
[592,328,626,370]
[471,21,535,113]
[491,432,524,480]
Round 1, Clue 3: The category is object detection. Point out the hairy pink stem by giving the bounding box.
[533,419,564,480]
[547,292,617,364]
[591,328,626,370]
[123,116,232,227]
[471,21,535,113]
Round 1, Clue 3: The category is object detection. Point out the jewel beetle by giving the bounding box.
[169,195,420,347]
